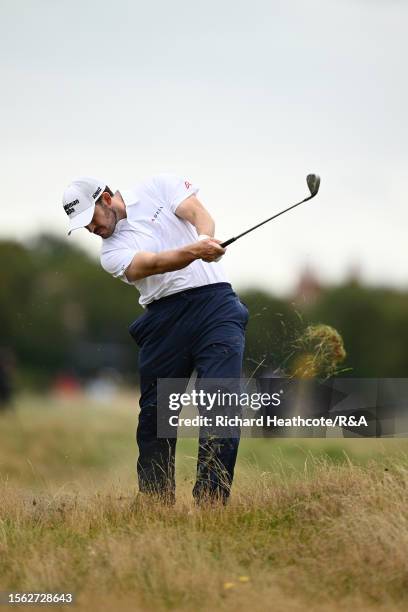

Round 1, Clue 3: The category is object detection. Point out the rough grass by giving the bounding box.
[1,394,408,611]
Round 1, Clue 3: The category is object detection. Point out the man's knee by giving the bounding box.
[137,403,157,441]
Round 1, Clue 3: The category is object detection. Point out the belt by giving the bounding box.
[146,282,232,310]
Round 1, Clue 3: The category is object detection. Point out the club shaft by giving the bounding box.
[220,194,313,248]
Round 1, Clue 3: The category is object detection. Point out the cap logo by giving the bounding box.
[64,199,79,216]
[92,186,102,199]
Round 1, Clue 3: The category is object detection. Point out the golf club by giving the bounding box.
[220,173,321,248]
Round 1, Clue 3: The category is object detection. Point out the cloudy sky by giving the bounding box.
[1,0,407,295]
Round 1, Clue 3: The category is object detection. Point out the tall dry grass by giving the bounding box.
[1,456,408,611]
[1,395,408,610]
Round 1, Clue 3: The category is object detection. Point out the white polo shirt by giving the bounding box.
[100,173,228,306]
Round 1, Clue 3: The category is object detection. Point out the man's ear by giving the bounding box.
[100,192,112,207]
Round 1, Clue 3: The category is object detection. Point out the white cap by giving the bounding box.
[62,177,107,235]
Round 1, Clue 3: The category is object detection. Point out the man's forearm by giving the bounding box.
[154,245,199,274]
[125,245,197,282]
[125,239,224,282]
[195,212,215,238]
[175,196,215,237]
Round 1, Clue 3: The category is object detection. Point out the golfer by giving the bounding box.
[62,173,249,503]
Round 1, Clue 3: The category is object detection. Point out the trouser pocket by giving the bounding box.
[129,312,150,346]
[233,297,249,326]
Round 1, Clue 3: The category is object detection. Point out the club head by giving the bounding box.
[306,173,320,197]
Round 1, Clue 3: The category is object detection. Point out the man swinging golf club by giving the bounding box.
[62,173,249,504]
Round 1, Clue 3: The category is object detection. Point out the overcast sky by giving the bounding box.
[1,0,407,295]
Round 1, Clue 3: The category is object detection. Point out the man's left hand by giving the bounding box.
[198,235,225,262]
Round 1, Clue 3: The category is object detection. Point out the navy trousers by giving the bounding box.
[129,282,249,503]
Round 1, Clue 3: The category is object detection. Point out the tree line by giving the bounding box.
[1,234,407,389]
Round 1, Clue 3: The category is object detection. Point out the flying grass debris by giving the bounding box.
[290,324,346,379]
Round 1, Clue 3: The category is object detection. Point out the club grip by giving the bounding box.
[220,237,236,248]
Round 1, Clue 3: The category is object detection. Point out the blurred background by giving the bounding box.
[1,0,408,404]
[1,234,408,404]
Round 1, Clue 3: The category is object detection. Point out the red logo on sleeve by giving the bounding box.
[184,181,192,189]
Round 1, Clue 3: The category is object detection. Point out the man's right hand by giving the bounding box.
[192,238,226,263]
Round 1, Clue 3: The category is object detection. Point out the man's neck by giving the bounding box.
[112,191,127,221]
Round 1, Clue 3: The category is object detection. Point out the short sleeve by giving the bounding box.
[153,173,199,213]
[100,247,136,284]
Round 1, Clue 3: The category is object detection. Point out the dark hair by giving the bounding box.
[96,186,114,204]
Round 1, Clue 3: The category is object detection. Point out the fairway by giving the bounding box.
[1,394,408,611]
